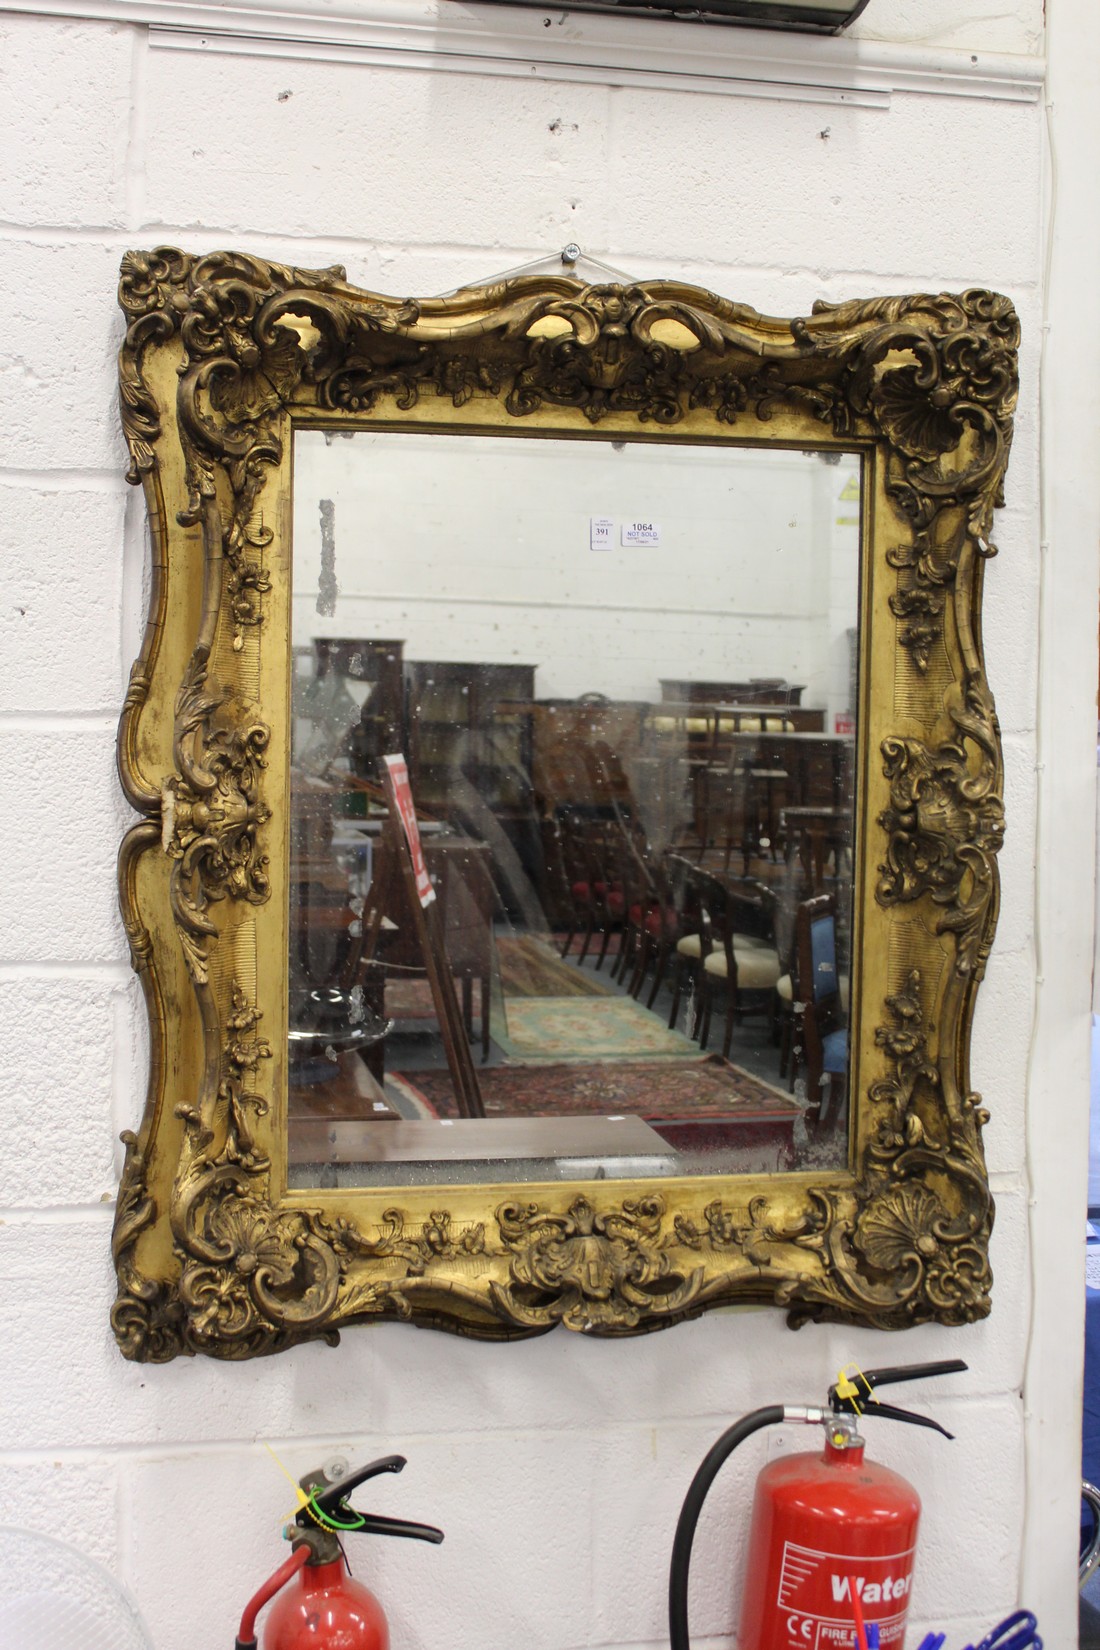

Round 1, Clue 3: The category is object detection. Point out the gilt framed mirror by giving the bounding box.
[112,250,1015,1360]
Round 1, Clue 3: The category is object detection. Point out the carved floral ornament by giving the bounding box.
[111,250,1016,1360]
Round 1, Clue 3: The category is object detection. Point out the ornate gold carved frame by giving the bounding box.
[112,249,1015,1361]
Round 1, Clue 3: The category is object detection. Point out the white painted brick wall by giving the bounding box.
[1,4,1085,1648]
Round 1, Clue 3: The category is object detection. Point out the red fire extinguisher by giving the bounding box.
[669,1359,968,1650]
[235,1454,443,1650]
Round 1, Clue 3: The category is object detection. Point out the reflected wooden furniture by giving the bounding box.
[426,837,495,1060]
[713,702,823,733]
[661,677,806,705]
[357,831,495,1063]
[500,697,647,815]
[691,732,852,866]
[643,702,792,854]
[659,680,826,731]
[374,765,486,1118]
[481,696,833,867]
[405,660,536,820]
[621,848,681,1004]
[782,804,852,892]
[289,1048,401,1123]
[312,637,406,775]
[554,807,642,972]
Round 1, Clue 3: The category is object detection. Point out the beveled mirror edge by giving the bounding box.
[112,249,1015,1361]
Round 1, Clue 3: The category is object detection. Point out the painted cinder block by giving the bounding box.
[0,725,130,963]
[0,1212,121,1449]
[897,1397,1023,1618]
[993,731,1039,960]
[973,947,1035,1178]
[0,15,133,230]
[142,51,614,252]
[0,238,129,475]
[982,512,1041,742]
[0,974,122,1206]
[0,1214,335,1450]
[605,91,1042,286]
[0,482,126,714]
[0,1456,121,1574]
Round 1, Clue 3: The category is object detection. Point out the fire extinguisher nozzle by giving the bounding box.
[236,1544,310,1649]
[668,1404,786,1650]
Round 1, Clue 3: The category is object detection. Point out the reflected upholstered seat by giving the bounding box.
[663,866,781,1058]
[791,892,849,1128]
[699,931,782,1058]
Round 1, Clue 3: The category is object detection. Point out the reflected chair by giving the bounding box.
[556,807,602,964]
[696,759,747,869]
[666,866,781,1056]
[664,856,711,1032]
[556,808,636,971]
[791,892,849,1128]
[620,841,681,1003]
[696,875,783,1059]
[557,808,618,966]
[641,850,696,1010]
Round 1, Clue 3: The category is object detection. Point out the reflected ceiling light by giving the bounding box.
[456,0,870,31]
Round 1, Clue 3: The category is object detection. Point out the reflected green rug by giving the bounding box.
[494,995,698,1063]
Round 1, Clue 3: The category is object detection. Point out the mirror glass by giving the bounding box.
[288,429,860,1189]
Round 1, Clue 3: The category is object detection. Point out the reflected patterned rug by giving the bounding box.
[383,974,478,1021]
[556,931,624,958]
[379,935,607,1021]
[494,983,692,1062]
[494,996,698,1062]
[387,1055,799,1123]
[496,935,612,999]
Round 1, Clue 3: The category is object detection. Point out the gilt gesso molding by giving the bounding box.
[112,249,1015,1360]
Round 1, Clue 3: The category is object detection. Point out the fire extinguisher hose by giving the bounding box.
[235,1544,310,1650]
[668,1404,786,1650]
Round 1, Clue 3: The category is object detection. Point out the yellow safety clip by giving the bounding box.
[835,1364,868,1414]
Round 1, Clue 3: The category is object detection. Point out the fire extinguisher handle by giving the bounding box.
[841,1359,969,1394]
[829,1361,967,1435]
[354,1513,445,1546]
[304,1457,445,1547]
[851,1399,956,1439]
[311,1454,407,1517]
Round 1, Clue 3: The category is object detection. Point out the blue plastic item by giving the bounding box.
[914,1613,1041,1650]
[962,1612,1042,1650]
